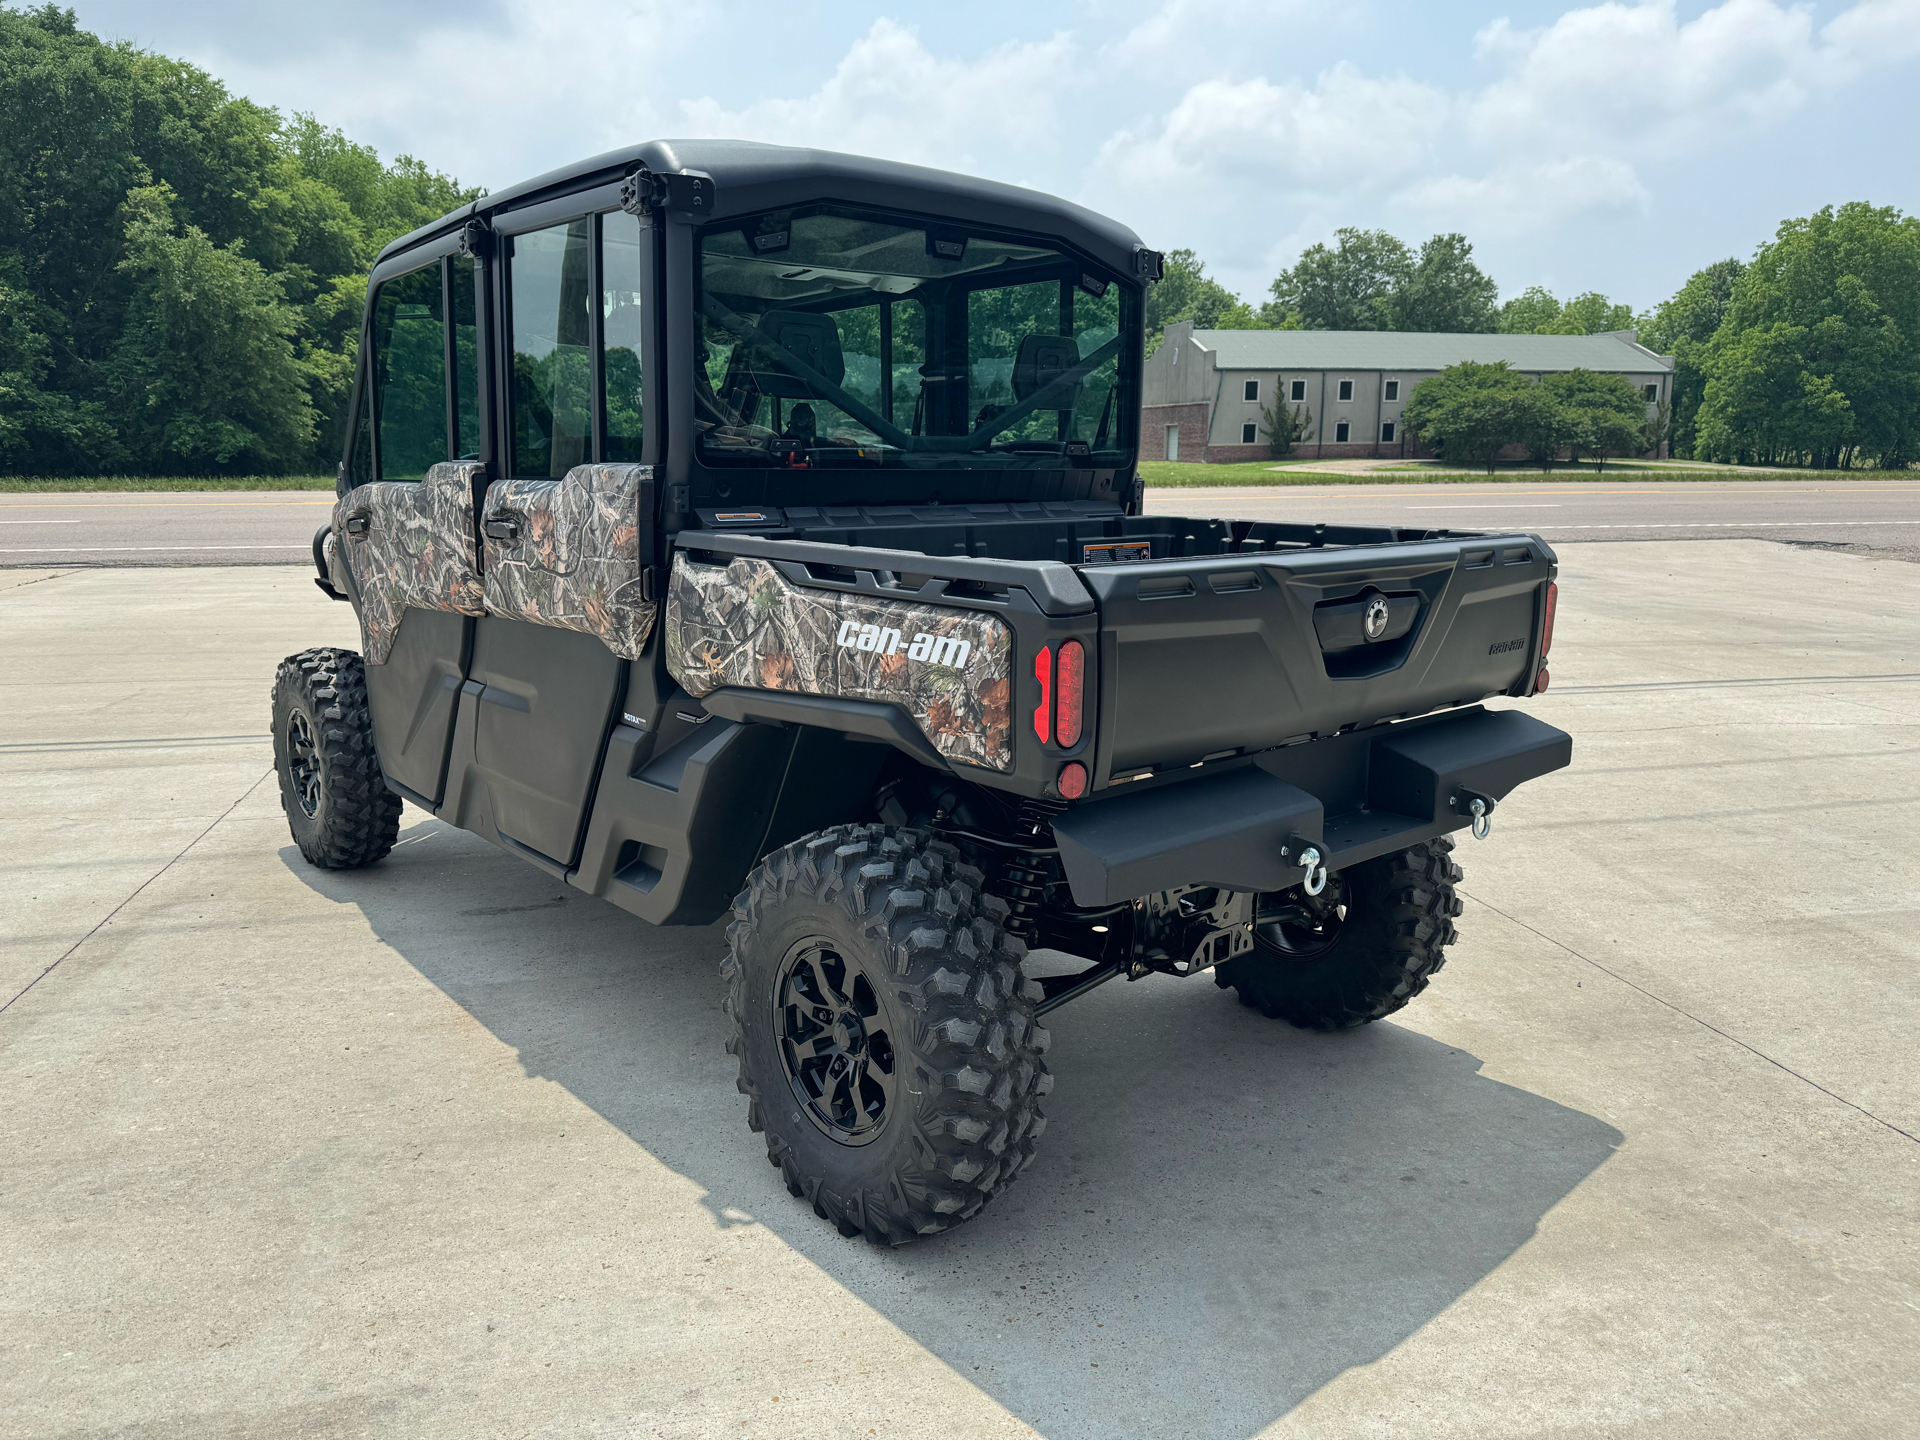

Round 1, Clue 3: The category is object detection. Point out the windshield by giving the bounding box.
[695,206,1136,470]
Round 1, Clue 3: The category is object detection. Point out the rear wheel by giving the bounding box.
[1215,838,1463,1029]
[722,824,1052,1243]
[270,648,402,869]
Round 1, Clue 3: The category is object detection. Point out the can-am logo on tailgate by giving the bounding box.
[836,619,971,667]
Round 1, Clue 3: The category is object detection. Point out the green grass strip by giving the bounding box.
[0,475,336,492]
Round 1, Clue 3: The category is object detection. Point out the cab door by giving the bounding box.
[460,204,657,868]
[337,242,486,806]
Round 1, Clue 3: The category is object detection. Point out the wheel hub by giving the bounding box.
[1254,874,1348,959]
[773,939,897,1145]
[286,711,321,818]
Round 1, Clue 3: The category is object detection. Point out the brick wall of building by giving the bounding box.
[1140,403,1210,463]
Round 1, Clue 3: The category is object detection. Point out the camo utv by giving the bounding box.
[277,140,1572,1243]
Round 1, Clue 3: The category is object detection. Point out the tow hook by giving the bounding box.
[1451,788,1496,840]
[1281,835,1330,896]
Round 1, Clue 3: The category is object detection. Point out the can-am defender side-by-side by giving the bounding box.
[275,140,1571,1243]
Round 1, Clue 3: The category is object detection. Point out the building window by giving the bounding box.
[1241,422,1258,444]
[1335,420,1351,443]
[1165,424,1179,461]
[1289,379,1306,402]
[1381,421,1396,443]
[1383,379,1400,402]
[1337,378,1354,402]
[1243,379,1259,402]
[1644,383,1658,401]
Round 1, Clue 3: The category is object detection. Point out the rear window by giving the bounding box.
[695,205,1136,472]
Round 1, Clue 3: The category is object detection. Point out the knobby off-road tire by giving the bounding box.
[270,647,402,869]
[1216,837,1465,1030]
[722,824,1053,1244]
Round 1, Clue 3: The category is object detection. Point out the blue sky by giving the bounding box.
[66,0,1921,313]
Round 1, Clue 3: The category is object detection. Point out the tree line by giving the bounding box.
[0,4,475,476]
[1145,231,1636,347]
[1,5,1912,475]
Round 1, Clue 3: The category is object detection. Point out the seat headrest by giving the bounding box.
[751,310,845,399]
[1012,333,1082,406]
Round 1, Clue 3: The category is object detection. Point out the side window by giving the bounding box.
[601,211,645,462]
[370,263,448,481]
[509,219,592,477]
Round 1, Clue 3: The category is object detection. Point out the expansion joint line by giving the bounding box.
[1461,888,1918,1145]
[0,768,273,1016]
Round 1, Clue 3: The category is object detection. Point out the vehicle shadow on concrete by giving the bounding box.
[287,818,1622,1439]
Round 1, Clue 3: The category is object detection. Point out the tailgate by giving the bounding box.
[1079,534,1553,784]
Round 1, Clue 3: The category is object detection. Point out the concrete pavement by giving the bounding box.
[1,543,1915,1437]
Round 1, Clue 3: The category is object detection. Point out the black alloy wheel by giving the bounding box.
[722,823,1053,1243]
[270,647,402,869]
[774,938,897,1145]
[285,710,322,818]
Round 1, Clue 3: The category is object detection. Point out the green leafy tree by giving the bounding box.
[1266,228,1412,330]
[1400,360,1548,473]
[1496,286,1563,334]
[0,3,475,474]
[1499,286,1635,335]
[1643,396,1672,459]
[1639,258,1743,457]
[1389,233,1499,333]
[1144,248,1252,354]
[1543,368,1648,470]
[1257,393,1314,458]
[1550,292,1637,334]
[109,184,314,471]
[1695,203,1917,468]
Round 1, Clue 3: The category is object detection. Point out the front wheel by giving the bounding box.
[270,648,402,869]
[722,824,1052,1244]
[1215,837,1464,1029]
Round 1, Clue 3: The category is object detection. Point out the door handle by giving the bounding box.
[484,514,521,543]
[343,512,370,536]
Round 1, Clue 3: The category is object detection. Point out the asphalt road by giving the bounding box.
[1150,478,1920,561]
[2,543,1914,1435]
[1,478,1914,566]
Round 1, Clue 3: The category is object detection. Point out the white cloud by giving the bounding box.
[204,0,702,190]
[1093,67,1448,201]
[1088,0,1914,274]
[676,19,1077,181]
[1398,156,1650,236]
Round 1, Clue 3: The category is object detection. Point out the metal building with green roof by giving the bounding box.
[1142,321,1676,464]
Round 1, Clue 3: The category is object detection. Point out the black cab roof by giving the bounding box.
[377,139,1150,281]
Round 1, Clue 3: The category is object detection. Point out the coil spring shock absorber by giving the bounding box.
[996,797,1067,941]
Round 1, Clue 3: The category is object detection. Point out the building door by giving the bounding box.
[1165,424,1179,461]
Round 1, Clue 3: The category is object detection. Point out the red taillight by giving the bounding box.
[1535,667,1551,693]
[1542,581,1558,657]
[1055,640,1085,748]
[1032,647,1052,742]
[1057,761,1087,799]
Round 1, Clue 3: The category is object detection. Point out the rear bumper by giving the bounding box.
[1050,705,1571,905]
